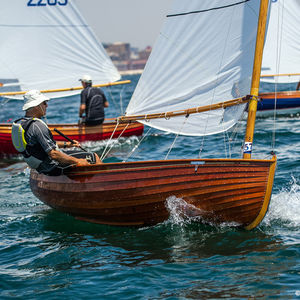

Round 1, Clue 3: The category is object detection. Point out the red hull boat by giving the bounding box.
[0,119,144,157]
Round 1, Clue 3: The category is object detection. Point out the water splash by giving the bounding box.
[263,176,300,228]
[165,196,239,229]
[165,196,202,226]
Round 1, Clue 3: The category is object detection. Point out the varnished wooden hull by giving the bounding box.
[0,119,144,157]
[30,156,277,230]
[257,90,300,115]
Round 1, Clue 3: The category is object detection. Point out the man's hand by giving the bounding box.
[76,158,92,167]
[70,140,81,148]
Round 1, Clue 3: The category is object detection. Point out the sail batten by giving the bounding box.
[167,0,251,17]
[126,0,261,137]
[0,0,120,99]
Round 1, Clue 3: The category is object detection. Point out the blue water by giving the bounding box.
[1,75,300,299]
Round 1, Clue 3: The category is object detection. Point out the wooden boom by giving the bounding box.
[0,80,131,96]
[117,95,252,123]
[261,72,300,78]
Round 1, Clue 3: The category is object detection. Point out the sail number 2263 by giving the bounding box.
[27,0,68,6]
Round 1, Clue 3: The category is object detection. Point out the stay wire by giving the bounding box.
[164,115,189,160]
[100,120,120,160]
[271,0,285,151]
[122,126,152,162]
[100,121,130,161]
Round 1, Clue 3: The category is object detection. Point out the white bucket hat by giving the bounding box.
[79,74,92,83]
[22,90,50,111]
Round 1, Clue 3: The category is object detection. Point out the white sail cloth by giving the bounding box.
[261,0,300,84]
[0,0,120,99]
[126,0,261,136]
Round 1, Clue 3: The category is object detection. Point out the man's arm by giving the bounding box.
[102,91,109,108]
[48,149,90,166]
[79,104,86,117]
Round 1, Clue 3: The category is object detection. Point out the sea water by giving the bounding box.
[0,75,300,299]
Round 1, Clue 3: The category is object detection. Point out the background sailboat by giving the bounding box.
[0,0,143,156]
[30,0,276,230]
[259,0,300,115]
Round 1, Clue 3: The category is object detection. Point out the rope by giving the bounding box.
[271,0,284,151]
[164,115,189,160]
[122,126,152,162]
[100,120,120,160]
[0,97,11,107]
[100,122,130,161]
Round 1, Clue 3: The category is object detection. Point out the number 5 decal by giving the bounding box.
[243,142,252,154]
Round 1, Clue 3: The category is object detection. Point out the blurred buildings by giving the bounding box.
[104,42,151,74]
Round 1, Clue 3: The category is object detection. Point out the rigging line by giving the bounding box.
[221,102,233,159]
[229,109,246,150]
[0,97,11,107]
[222,121,229,159]
[224,130,231,158]
[164,115,189,160]
[167,0,250,18]
[272,0,285,151]
[122,127,152,163]
[100,122,130,161]
[226,130,232,158]
[100,120,120,161]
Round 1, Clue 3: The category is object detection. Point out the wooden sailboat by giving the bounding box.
[30,0,276,230]
[258,0,300,115]
[0,0,143,156]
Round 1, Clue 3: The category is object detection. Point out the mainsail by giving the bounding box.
[0,0,120,99]
[126,0,261,136]
[261,0,300,84]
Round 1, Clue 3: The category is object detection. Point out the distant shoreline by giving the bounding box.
[119,69,143,76]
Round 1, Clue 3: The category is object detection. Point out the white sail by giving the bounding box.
[126,0,260,136]
[0,0,120,99]
[261,0,300,84]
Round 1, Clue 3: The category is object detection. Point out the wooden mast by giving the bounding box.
[243,0,269,159]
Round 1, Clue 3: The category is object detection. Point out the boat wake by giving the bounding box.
[263,176,300,228]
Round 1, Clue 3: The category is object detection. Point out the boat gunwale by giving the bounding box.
[30,156,277,177]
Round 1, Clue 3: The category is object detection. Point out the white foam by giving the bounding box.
[263,177,300,228]
[165,195,239,228]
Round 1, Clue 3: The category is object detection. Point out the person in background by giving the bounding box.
[11,90,101,176]
[79,75,109,126]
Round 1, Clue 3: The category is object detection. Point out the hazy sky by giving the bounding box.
[75,0,173,49]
